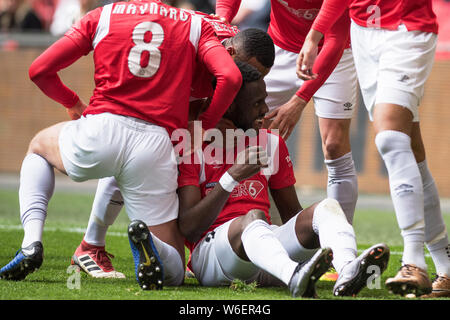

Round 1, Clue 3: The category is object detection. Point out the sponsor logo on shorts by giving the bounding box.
[205,231,216,243]
[399,74,410,83]
[343,102,353,111]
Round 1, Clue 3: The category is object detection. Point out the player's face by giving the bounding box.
[233,78,268,131]
[247,57,270,78]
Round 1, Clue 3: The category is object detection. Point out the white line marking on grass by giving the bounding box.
[0,224,432,257]
[0,224,127,238]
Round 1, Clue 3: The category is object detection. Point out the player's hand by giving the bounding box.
[209,13,229,24]
[296,40,318,81]
[67,99,87,120]
[296,29,324,80]
[228,146,268,182]
[265,95,307,140]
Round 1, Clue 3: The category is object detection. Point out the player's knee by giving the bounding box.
[240,209,267,231]
[315,198,347,222]
[27,132,45,155]
[323,140,345,159]
[245,209,267,222]
[375,130,411,157]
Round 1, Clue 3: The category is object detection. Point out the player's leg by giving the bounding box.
[273,198,389,297]
[351,21,437,296]
[227,209,332,297]
[71,176,126,278]
[262,44,304,225]
[374,104,433,296]
[313,48,359,224]
[0,121,68,280]
[119,119,185,289]
[128,219,185,288]
[411,124,450,297]
[318,118,357,224]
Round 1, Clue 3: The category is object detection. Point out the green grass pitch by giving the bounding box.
[0,188,449,301]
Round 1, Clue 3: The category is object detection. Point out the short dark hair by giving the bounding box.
[235,60,262,85]
[211,60,261,90]
[231,28,275,69]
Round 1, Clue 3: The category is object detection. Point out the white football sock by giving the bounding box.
[273,211,318,263]
[418,160,450,275]
[375,130,426,270]
[241,219,298,285]
[325,152,358,224]
[19,154,55,248]
[312,198,357,274]
[150,233,185,286]
[84,177,123,247]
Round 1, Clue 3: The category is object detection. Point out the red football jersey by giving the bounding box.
[64,0,226,134]
[216,0,341,53]
[313,0,438,35]
[178,131,296,252]
[215,0,351,103]
[190,11,239,100]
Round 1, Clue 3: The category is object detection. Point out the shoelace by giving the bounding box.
[400,264,416,276]
[432,273,449,284]
[90,248,115,272]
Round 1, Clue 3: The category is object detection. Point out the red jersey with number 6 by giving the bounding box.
[178,131,296,252]
[64,0,231,134]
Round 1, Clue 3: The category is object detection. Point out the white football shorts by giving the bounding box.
[350,22,437,122]
[264,44,358,119]
[190,213,318,286]
[59,113,179,226]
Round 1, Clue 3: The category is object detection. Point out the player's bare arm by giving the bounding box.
[266,95,307,140]
[269,185,303,224]
[299,0,351,77]
[296,30,322,80]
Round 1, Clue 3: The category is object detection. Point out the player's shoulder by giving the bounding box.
[193,10,239,40]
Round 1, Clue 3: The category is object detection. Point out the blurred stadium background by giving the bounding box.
[0,0,449,210]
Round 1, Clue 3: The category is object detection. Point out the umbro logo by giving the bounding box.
[343,102,353,111]
[399,74,410,83]
[394,184,414,196]
[205,231,216,243]
[328,178,341,186]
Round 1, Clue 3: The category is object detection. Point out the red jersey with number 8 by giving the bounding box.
[65,0,224,134]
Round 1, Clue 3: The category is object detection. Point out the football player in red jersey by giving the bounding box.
[177,61,390,297]
[69,21,276,283]
[0,0,242,287]
[299,0,450,298]
[216,0,359,236]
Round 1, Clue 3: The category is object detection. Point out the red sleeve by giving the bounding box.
[197,20,242,130]
[312,0,350,35]
[178,158,201,188]
[296,10,351,102]
[28,8,100,108]
[28,36,84,108]
[215,0,241,23]
[268,135,296,189]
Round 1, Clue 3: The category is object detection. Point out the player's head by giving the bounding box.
[224,28,275,78]
[224,61,268,131]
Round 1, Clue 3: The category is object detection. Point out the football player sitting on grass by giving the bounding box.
[175,61,390,297]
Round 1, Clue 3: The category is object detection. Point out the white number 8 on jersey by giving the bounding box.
[128,21,164,78]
